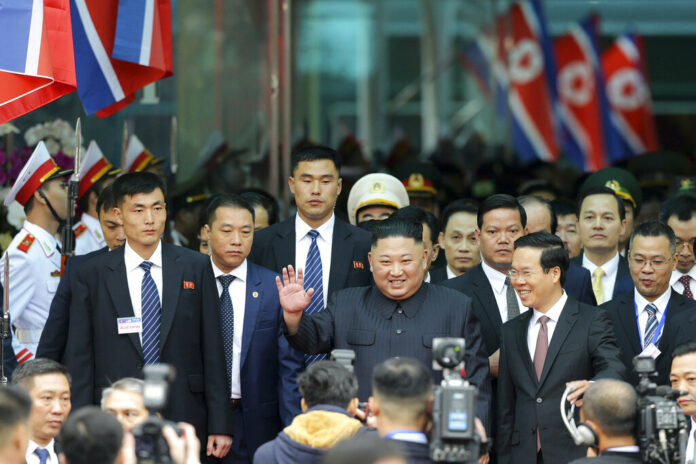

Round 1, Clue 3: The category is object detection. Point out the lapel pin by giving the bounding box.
[183,281,195,289]
[252,291,259,298]
[353,261,364,269]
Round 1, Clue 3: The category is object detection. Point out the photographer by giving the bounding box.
[568,379,641,463]
[101,378,148,432]
[0,385,32,464]
[669,341,696,463]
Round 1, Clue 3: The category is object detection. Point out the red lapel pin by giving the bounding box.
[183,281,195,289]
[353,261,364,269]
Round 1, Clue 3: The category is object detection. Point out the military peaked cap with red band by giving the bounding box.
[73,140,113,199]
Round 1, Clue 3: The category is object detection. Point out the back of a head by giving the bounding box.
[582,379,637,438]
[11,358,70,391]
[0,386,32,451]
[659,194,696,224]
[518,195,557,234]
[291,146,342,173]
[439,199,479,233]
[298,361,358,410]
[372,358,432,424]
[239,189,280,225]
[369,217,423,248]
[513,232,569,286]
[477,194,527,229]
[59,407,123,464]
[112,172,167,206]
[391,205,439,239]
[322,434,407,464]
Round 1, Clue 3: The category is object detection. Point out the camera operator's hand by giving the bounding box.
[164,422,202,464]
[566,380,591,407]
[474,417,489,464]
[207,433,232,458]
[276,266,314,334]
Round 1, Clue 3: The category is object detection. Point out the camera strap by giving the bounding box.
[634,301,669,349]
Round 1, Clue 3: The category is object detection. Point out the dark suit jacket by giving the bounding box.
[569,451,642,464]
[229,261,303,456]
[284,283,491,427]
[496,297,625,464]
[388,438,433,464]
[429,266,448,284]
[602,290,696,386]
[571,253,634,301]
[36,247,109,362]
[63,243,232,441]
[249,216,372,298]
[671,307,696,348]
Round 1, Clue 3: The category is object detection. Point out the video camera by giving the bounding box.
[132,364,182,464]
[429,337,486,462]
[633,356,690,464]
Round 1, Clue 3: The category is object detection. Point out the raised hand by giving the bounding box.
[276,265,314,314]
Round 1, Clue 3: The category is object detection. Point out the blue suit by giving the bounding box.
[571,253,634,302]
[222,260,303,462]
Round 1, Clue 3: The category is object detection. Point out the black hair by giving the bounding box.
[198,194,219,230]
[59,406,124,464]
[96,183,117,218]
[239,189,280,225]
[439,199,479,233]
[672,341,696,360]
[322,434,406,464]
[551,197,578,218]
[577,186,626,221]
[297,361,358,409]
[206,193,255,226]
[582,379,637,438]
[390,205,439,241]
[659,195,696,224]
[11,358,71,390]
[0,385,32,447]
[513,232,569,286]
[111,172,167,206]
[518,195,557,233]
[291,145,342,174]
[477,194,527,230]
[78,175,114,214]
[628,220,677,256]
[369,217,423,247]
[372,357,432,400]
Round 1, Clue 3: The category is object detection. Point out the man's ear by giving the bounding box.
[336,177,343,197]
[368,251,373,273]
[438,231,445,250]
[474,229,481,245]
[347,397,359,416]
[33,189,47,206]
[431,243,440,262]
[368,395,380,416]
[203,224,211,236]
[427,395,434,416]
[301,398,308,413]
[112,206,122,220]
[288,176,296,196]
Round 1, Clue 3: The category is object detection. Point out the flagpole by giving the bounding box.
[269,0,280,199]
[281,0,292,216]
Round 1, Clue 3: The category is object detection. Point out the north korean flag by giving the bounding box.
[506,1,560,163]
[601,34,658,161]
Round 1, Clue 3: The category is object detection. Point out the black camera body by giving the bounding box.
[633,356,689,464]
[429,337,484,462]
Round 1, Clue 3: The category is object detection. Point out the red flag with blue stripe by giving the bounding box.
[601,34,658,161]
[0,0,76,124]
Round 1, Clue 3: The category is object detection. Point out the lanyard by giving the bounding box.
[634,301,669,348]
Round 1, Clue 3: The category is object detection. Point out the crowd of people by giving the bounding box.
[1,141,696,464]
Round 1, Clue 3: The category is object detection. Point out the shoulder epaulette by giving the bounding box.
[74,224,87,238]
[17,234,35,253]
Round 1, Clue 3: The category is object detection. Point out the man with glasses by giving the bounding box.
[659,195,696,299]
[602,221,696,386]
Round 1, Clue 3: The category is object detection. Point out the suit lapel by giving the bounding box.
[514,310,537,385]
[328,219,351,297]
[273,220,295,272]
[659,291,687,351]
[472,266,504,329]
[617,294,642,355]
[104,247,142,359]
[160,244,183,351]
[240,263,262,369]
[613,257,632,298]
[538,299,579,388]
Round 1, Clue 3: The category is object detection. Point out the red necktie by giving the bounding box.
[679,275,693,299]
[533,316,550,452]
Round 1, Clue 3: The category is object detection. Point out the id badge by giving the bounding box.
[117,317,142,334]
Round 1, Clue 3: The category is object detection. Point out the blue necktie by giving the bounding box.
[140,261,161,365]
[304,230,326,364]
[218,275,235,391]
[643,303,658,348]
[35,448,49,464]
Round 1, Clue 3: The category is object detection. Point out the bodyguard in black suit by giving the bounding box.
[435,199,481,284]
[63,173,232,460]
[276,218,491,427]
[497,233,625,464]
[602,221,696,386]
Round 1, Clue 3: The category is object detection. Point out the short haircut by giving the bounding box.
[439,199,479,233]
[372,357,432,424]
[11,358,70,390]
[291,145,341,174]
[659,195,696,224]
[100,377,144,410]
[79,175,114,214]
[111,172,167,206]
[297,361,358,410]
[672,341,696,361]
[59,407,123,464]
[477,194,527,230]
[577,186,626,221]
[0,385,32,449]
[390,205,439,241]
[322,434,406,464]
[239,189,280,226]
[96,183,118,218]
[582,379,637,437]
[519,195,557,233]
[551,198,578,218]
[206,193,255,226]
[369,217,423,247]
[513,232,569,286]
[628,220,677,256]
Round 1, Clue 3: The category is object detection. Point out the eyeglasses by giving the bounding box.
[629,256,672,270]
[676,239,694,250]
[508,269,542,281]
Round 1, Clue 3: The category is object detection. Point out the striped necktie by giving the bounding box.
[140,261,161,365]
[304,230,326,364]
[643,303,658,348]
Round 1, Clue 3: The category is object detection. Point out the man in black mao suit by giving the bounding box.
[276,218,492,431]
[602,221,696,386]
[37,184,126,362]
[497,233,625,464]
[249,146,371,304]
[63,173,233,460]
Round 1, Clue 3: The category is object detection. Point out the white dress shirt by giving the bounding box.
[686,417,695,464]
[211,258,247,399]
[634,288,671,347]
[124,240,163,342]
[481,260,527,323]
[446,265,457,280]
[295,213,334,308]
[671,267,696,297]
[582,252,620,303]
[527,291,568,358]
[26,439,58,464]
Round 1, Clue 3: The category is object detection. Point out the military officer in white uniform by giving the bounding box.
[73,140,116,255]
[0,142,71,364]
